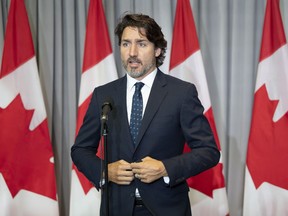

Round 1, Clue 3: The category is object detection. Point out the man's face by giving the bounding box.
[120,27,161,80]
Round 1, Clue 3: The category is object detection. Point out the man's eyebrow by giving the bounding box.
[136,39,148,43]
[121,39,130,42]
[121,39,148,43]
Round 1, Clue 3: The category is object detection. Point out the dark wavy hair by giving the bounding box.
[115,13,167,67]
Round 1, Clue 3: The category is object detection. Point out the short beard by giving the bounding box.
[122,58,156,79]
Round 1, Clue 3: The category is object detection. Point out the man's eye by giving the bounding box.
[122,42,129,47]
[139,43,146,47]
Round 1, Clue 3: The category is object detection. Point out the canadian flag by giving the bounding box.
[0,0,59,215]
[169,0,229,215]
[69,0,118,215]
[243,0,288,215]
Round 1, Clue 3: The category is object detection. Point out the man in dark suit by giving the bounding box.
[71,13,220,216]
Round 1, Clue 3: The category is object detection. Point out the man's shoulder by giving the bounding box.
[157,70,195,88]
[97,75,126,90]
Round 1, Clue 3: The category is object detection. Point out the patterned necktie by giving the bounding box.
[130,82,144,146]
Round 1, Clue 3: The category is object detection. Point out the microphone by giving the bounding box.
[100,99,113,135]
[101,101,113,123]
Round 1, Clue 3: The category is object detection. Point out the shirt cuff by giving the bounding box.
[163,176,170,184]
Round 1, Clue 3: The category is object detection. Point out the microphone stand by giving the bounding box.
[101,101,112,216]
[101,121,109,216]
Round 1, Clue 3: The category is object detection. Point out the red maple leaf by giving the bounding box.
[247,85,288,189]
[0,95,57,200]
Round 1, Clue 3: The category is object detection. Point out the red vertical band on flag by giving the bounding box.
[82,0,112,72]
[0,0,34,78]
[259,0,286,61]
[169,0,199,71]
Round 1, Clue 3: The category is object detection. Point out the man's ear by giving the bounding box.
[155,48,161,57]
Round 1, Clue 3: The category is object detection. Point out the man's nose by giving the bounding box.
[129,43,138,56]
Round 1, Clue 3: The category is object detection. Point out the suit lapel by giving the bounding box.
[135,71,168,148]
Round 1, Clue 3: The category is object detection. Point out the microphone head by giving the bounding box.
[101,97,114,118]
[102,97,113,112]
[102,102,112,111]
[101,98,113,134]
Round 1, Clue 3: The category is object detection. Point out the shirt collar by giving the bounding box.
[127,68,157,91]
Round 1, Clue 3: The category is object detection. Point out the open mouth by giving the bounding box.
[129,62,141,68]
[128,58,141,66]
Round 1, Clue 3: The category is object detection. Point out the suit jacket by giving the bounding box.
[71,69,220,216]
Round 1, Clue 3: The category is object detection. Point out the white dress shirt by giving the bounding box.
[126,69,157,123]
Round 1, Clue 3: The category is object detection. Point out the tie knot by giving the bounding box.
[135,82,144,92]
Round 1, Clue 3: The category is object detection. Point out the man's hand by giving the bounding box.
[108,160,134,185]
[131,156,168,183]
